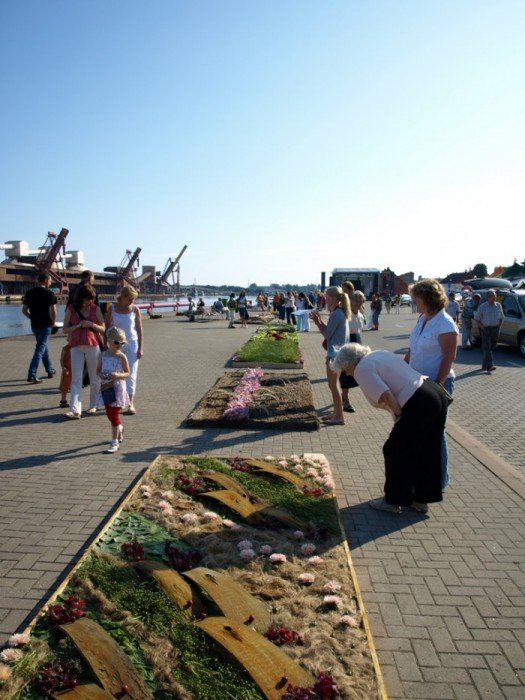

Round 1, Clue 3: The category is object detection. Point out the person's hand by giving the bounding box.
[137,349,143,359]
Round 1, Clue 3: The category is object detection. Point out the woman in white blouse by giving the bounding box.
[405,279,458,488]
[332,343,449,514]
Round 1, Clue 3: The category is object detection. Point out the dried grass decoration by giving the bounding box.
[187,370,320,430]
[4,454,381,699]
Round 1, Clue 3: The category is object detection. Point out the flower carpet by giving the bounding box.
[0,455,383,699]
[231,326,303,369]
[186,370,320,431]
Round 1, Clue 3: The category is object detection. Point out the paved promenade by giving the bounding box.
[1,309,524,699]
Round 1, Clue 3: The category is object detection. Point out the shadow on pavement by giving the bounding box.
[0,444,107,471]
[340,502,428,549]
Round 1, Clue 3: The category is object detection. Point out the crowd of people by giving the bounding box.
[21,273,505,480]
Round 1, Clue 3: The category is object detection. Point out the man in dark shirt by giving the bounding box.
[22,273,57,383]
[67,269,99,307]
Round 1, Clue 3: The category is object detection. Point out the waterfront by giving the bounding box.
[0,295,259,338]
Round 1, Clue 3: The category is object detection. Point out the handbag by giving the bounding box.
[101,380,116,406]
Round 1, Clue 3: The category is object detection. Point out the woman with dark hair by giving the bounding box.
[332,343,449,514]
[62,285,105,418]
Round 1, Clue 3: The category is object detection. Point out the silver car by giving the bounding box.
[471,290,525,357]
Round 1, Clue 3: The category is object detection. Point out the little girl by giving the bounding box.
[98,326,130,453]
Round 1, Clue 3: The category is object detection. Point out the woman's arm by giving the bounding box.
[377,389,402,420]
[134,306,144,358]
[104,304,113,329]
[92,307,106,334]
[436,332,457,384]
[62,307,81,335]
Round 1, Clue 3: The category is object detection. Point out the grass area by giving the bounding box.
[236,327,301,363]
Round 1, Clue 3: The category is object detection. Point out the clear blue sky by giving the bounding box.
[1,0,523,286]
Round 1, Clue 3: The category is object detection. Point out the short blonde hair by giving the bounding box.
[118,285,138,302]
[106,326,126,344]
[409,278,446,313]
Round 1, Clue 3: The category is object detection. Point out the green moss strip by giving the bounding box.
[78,556,263,700]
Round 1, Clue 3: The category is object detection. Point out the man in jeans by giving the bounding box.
[22,272,57,383]
[474,289,504,373]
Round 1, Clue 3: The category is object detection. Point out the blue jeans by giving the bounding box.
[28,327,54,379]
[440,375,455,489]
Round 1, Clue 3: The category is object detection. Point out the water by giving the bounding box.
[0,295,259,338]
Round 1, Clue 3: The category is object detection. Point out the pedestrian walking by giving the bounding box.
[98,326,130,453]
[105,286,144,414]
[227,293,237,328]
[474,290,504,373]
[460,293,481,350]
[62,285,105,418]
[22,272,57,383]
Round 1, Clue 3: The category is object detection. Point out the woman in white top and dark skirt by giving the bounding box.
[405,279,458,488]
[105,286,144,414]
[332,344,450,514]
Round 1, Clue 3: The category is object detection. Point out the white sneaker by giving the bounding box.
[106,440,119,454]
[369,497,402,514]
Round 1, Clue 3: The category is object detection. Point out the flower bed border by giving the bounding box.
[7,455,387,700]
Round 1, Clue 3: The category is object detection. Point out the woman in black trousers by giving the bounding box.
[331,343,449,514]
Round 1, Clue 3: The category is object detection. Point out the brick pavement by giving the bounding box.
[0,311,524,698]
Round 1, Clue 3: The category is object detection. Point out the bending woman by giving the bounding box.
[309,286,350,425]
[332,343,449,514]
[62,285,105,418]
[105,286,144,414]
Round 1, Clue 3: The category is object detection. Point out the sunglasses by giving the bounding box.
[111,340,126,345]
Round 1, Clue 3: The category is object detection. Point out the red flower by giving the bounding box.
[264,625,304,646]
[47,595,86,626]
[121,540,145,562]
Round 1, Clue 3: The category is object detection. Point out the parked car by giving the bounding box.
[471,289,525,357]
[399,294,412,306]
[464,277,513,291]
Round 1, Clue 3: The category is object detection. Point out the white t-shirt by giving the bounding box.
[408,309,458,380]
[354,350,425,410]
[349,310,365,334]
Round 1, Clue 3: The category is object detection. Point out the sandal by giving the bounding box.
[64,412,80,420]
[126,406,136,415]
[59,400,69,408]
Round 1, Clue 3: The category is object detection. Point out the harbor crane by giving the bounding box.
[34,228,70,293]
[116,248,141,289]
[158,245,187,293]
